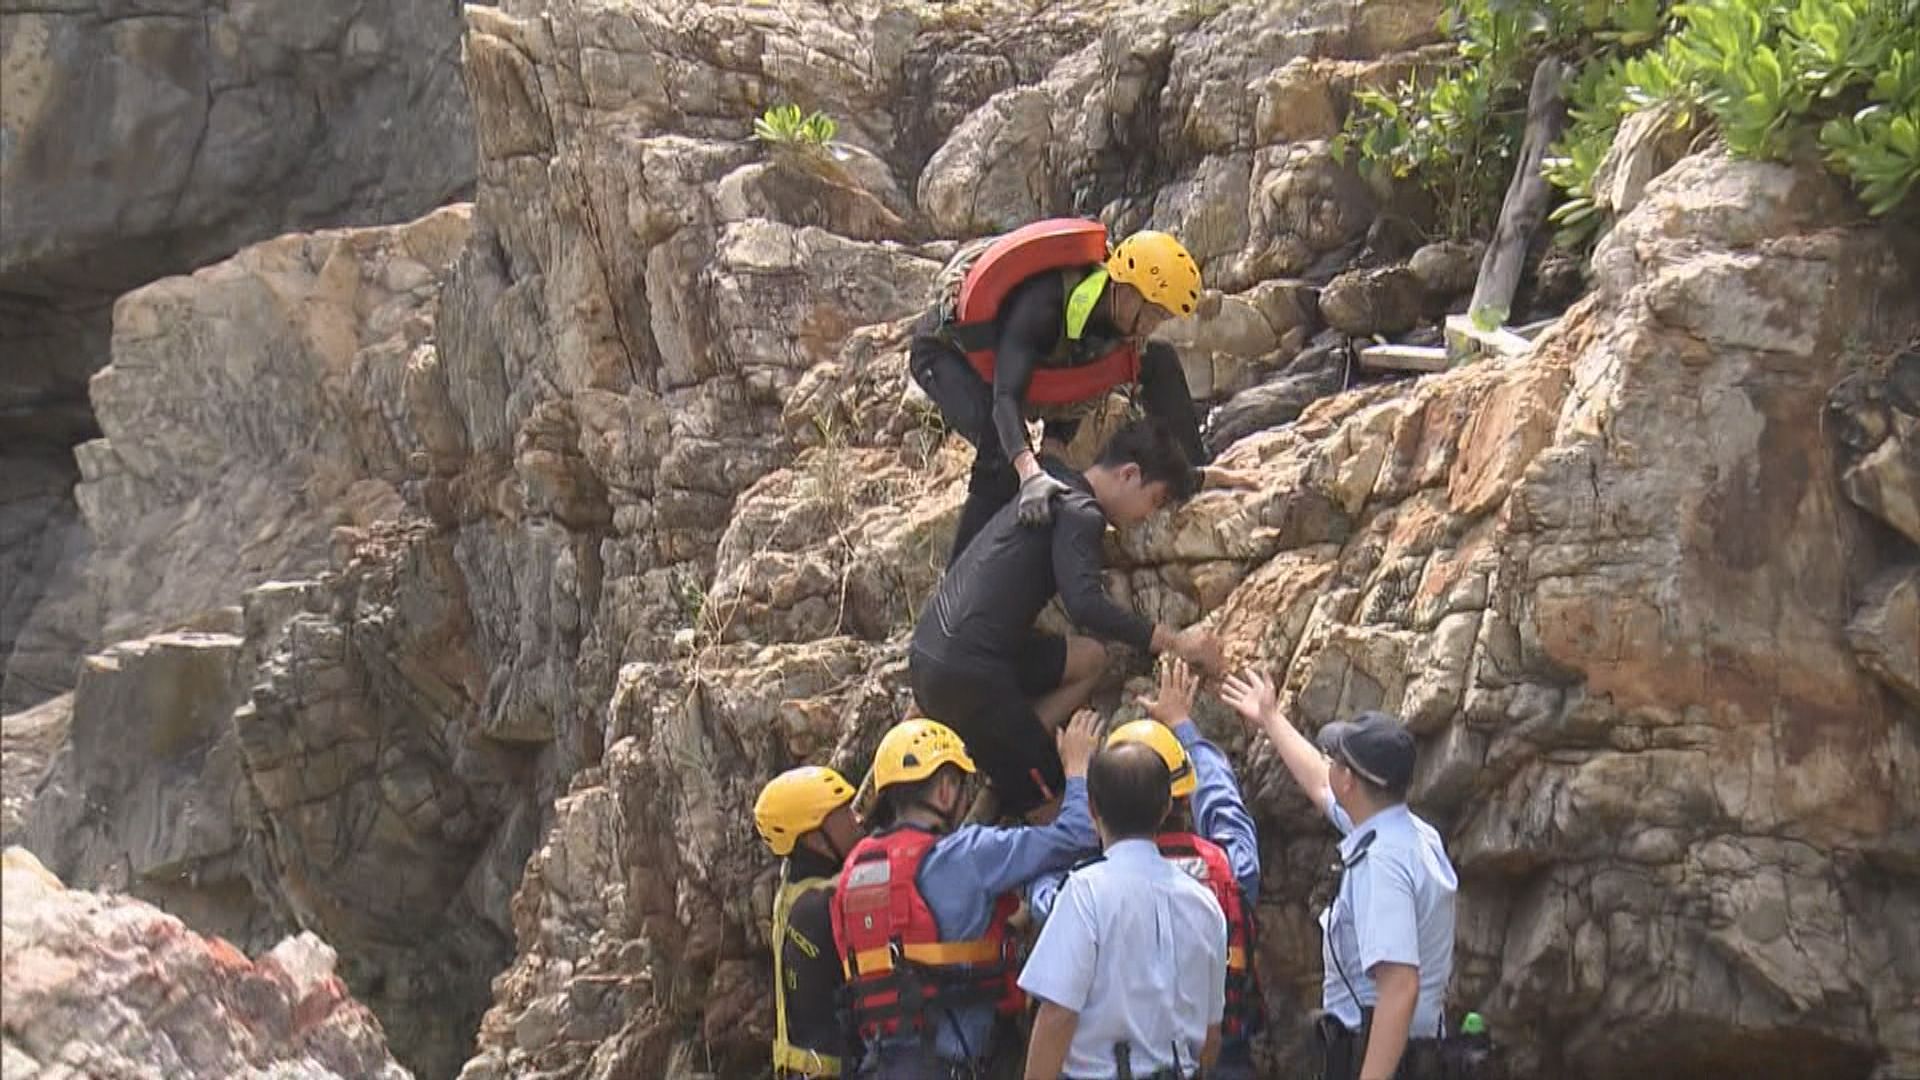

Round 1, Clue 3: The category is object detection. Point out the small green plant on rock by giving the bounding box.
[753,103,838,150]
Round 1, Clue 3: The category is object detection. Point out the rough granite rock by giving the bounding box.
[15,1,1920,1078]
[1319,264,1426,335]
[0,447,96,711]
[0,693,68,846]
[1,847,411,1079]
[0,0,471,298]
[0,0,475,709]
[1849,567,1920,709]
[461,151,1920,1080]
[24,631,280,951]
[73,205,473,648]
[1842,412,1920,545]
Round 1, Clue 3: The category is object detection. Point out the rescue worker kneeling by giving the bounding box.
[756,766,866,1078]
[831,714,1103,1079]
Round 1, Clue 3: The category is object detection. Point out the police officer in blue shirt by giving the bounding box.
[1018,739,1228,1079]
[1027,659,1262,1076]
[1224,672,1458,1080]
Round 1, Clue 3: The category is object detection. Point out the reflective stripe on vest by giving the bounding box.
[1064,266,1109,342]
[1158,831,1264,1038]
[774,871,842,1077]
[829,826,1024,1041]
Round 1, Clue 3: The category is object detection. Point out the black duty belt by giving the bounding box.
[1316,1011,1496,1080]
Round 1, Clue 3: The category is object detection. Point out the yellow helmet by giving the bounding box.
[754,766,855,856]
[871,718,976,791]
[1106,720,1196,799]
[1106,231,1202,319]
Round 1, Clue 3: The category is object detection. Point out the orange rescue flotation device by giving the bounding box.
[948,218,1140,407]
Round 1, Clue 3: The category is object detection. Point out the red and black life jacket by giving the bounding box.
[1157,831,1264,1039]
[943,218,1140,407]
[828,826,1024,1042]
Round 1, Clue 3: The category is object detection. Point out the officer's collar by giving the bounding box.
[1339,802,1410,859]
[1106,837,1163,864]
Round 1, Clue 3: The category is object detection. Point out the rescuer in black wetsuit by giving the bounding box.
[753,767,864,1078]
[908,418,1225,820]
[911,227,1244,566]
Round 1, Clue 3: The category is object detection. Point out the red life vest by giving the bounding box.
[949,218,1141,407]
[829,826,1024,1041]
[1157,831,1264,1039]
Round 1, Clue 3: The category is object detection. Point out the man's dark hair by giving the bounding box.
[1095,418,1198,503]
[1088,743,1173,838]
[871,763,964,828]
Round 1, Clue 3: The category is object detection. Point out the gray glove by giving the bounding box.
[1015,470,1072,526]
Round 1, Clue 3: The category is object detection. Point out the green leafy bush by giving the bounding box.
[1339,0,1918,248]
[753,103,838,149]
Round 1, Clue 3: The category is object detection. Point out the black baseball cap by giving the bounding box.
[1316,711,1415,793]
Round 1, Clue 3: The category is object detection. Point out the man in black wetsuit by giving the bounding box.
[911,226,1243,565]
[908,418,1225,821]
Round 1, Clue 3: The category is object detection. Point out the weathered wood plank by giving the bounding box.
[1467,58,1569,331]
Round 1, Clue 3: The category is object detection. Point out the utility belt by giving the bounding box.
[1059,1041,1195,1080]
[1315,1009,1498,1080]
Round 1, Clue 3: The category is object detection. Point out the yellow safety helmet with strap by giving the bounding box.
[871,718,976,791]
[755,766,856,856]
[1106,719,1197,799]
[1106,230,1203,318]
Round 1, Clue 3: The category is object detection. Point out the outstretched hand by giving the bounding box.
[1141,657,1197,728]
[1056,709,1103,779]
[1172,626,1225,676]
[1220,669,1280,733]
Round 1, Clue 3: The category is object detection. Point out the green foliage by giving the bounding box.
[753,103,837,149]
[1336,64,1524,239]
[1340,0,1917,250]
[1555,0,1920,230]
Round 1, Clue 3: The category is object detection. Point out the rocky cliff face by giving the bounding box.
[0,0,475,711]
[2,846,410,1079]
[5,1,1917,1078]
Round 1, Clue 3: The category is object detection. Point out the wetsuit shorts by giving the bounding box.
[908,634,1068,817]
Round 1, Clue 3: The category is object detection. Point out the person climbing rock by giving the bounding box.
[1026,658,1265,1078]
[910,218,1243,566]
[755,766,866,1079]
[908,418,1224,824]
[830,714,1102,1079]
[1223,673,1458,1080]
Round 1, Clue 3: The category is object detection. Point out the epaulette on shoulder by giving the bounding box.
[1066,852,1106,876]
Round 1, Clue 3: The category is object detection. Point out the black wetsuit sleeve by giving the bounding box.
[989,275,1068,465]
[1050,497,1155,652]
[1139,341,1212,466]
[784,886,853,1061]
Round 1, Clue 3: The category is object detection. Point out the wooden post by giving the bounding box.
[1467,58,1568,332]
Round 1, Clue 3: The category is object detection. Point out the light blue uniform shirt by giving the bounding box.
[1027,717,1260,921]
[1320,798,1457,1037]
[1018,839,1228,1079]
[866,776,1098,1070]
